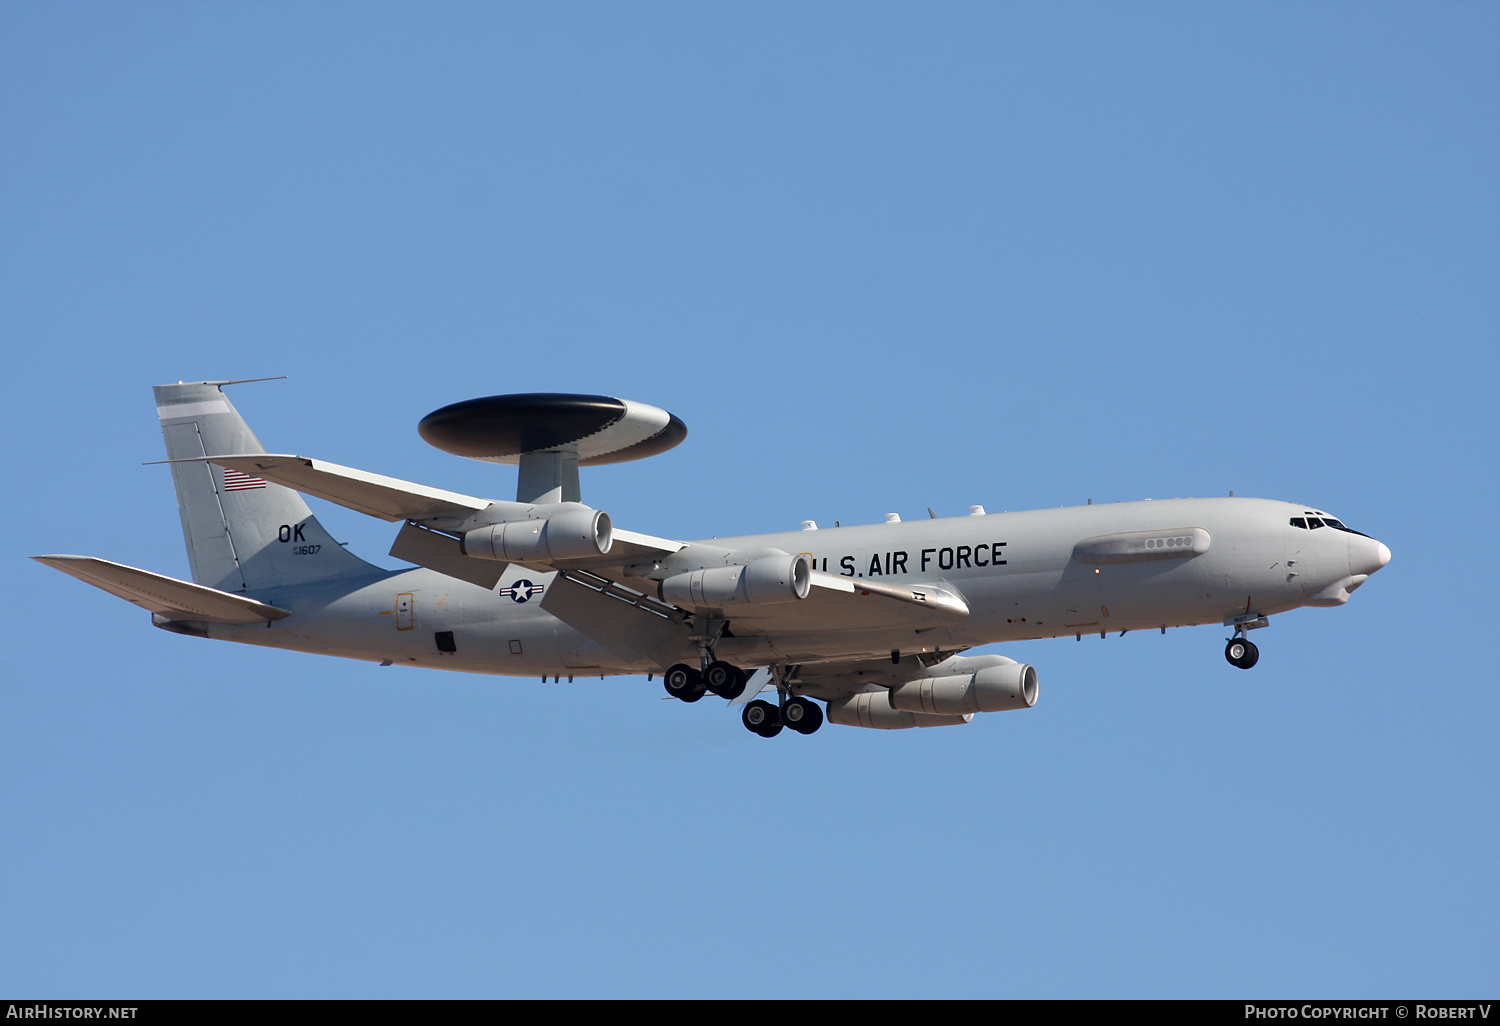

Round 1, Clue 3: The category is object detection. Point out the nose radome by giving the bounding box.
[1349,535,1391,576]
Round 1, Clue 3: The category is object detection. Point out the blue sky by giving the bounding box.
[2,2,1495,997]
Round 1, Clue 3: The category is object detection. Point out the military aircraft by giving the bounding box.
[34,380,1391,737]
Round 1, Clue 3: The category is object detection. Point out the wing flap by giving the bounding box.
[609,527,686,560]
[387,523,505,589]
[540,571,689,664]
[33,555,292,624]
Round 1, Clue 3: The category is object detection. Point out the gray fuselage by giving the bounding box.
[196,496,1383,677]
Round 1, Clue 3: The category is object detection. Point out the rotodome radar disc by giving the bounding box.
[418,393,687,465]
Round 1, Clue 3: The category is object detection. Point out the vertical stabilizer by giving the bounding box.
[154,381,379,592]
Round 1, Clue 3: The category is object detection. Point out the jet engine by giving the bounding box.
[887,662,1038,716]
[658,553,811,608]
[825,692,972,730]
[461,508,613,562]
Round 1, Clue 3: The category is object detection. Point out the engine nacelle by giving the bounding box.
[825,692,972,730]
[887,662,1038,716]
[659,553,810,608]
[461,509,613,562]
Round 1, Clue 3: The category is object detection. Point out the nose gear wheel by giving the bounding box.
[1225,639,1259,669]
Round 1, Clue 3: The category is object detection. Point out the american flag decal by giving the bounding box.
[223,468,267,492]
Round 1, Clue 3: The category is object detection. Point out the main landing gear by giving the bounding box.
[665,620,748,701]
[741,696,823,738]
[742,699,781,737]
[781,696,823,734]
[663,659,825,737]
[741,665,822,738]
[703,660,747,700]
[663,663,706,702]
[663,660,747,701]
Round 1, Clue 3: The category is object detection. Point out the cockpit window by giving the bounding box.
[1292,513,1371,537]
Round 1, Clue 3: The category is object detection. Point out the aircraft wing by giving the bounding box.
[728,574,965,639]
[204,454,498,522]
[32,555,292,624]
[804,570,969,621]
[691,569,970,635]
[385,521,685,588]
[539,564,968,669]
[543,527,685,570]
[536,567,967,673]
[200,456,683,564]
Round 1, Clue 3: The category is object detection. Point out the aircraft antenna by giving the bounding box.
[417,393,686,504]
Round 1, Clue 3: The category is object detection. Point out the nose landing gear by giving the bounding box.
[1223,610,1268,670]
[1224,638,1259,669]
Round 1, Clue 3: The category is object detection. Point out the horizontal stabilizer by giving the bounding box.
[198,454,499,522]
[33,555,292,624]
